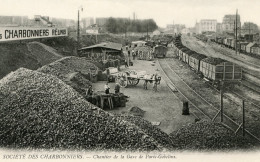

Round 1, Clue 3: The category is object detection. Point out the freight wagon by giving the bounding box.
[182,49,195,64]
[189,53,207,72]
[200,57,242,81]
[178,47,189,61]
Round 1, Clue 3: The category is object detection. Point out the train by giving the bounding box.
[172,35,242,84]
[196,35,260,57]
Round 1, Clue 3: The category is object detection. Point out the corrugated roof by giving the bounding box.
[132,41,147,44]
[246,42,257,48]
[80,42,122,51]
[134,46,152,52]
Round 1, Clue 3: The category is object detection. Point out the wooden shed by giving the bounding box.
[246,42,256,53]
[79,42,122,60]
[200,57,242,81]
[189,53,207,72]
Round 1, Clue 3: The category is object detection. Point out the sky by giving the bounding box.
[0,0,260,28]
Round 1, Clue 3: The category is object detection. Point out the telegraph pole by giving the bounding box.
[147,23,148,40]
[77,9,80,55]
[235,9,238,54]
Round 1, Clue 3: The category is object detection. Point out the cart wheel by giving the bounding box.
[128,78,139,85]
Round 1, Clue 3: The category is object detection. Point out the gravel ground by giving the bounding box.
[92,59,196,134]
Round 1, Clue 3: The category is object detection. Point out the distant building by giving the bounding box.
[166,24,174,29]
[82,17,94,28]
[86,24,100,34]
[198,19,217,33]
[242,22,259,35]
[195,22,200,34]
[152,29,163,36]
[222,14,241,33]
[216,23,222,33]
[181,28,190,35]
[0,16,29,26]
[164,29,176,35]
[174,24,186,33]
[50,17,76,27]
[96,17,109,27]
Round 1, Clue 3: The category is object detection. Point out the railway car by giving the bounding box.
[200,57,242,81]
[182,49,195,64]
[230,39,236,49]
[226,38,233,48]
[189,53,207,72]
[239,42,249,52]
[153,45,167,58]
[178,47,189,61]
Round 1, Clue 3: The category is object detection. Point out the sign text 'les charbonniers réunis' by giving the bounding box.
[0,27,67,41]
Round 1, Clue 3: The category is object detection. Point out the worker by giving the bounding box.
[104,82,110,94]
[132,49,135,60]
[143,74,149,90]
[114,83,120,94]
[86,85,93,96]
[124,59,128,68]
[153,74,158,92]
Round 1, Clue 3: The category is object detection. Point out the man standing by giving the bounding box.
[104,82,110,94]
[114,83,120,94]
[86,85,93,96]
[132,49,135,60]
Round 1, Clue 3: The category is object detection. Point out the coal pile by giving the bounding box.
[169,120,255,151]
[128,106,146,117]
[27,42,62,66]
[38,56,99,80]
[115,114,175,150]
[38,56,98,97]
[0,68,162,151]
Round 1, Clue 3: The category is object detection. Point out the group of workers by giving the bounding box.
[86,82,121,97]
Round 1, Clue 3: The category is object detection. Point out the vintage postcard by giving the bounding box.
[0,0,260,161]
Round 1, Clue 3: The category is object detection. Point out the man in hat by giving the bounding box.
[104,82,110,94]
[114,83,121,94]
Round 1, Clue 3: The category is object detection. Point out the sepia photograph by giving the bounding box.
[0,0,260,161]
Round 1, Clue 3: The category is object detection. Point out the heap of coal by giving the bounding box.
[37,56,97,96]
[169,120,255,151]
[0,68,163,151]
[115,114,175,150]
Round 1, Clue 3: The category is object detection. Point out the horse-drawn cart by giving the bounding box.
[111,70,161,88]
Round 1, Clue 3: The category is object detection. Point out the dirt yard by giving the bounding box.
[92,59,196,134]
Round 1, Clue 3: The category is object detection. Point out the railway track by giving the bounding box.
[182,36,260,107]
[158,58,260,143]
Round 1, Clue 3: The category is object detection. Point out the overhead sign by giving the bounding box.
[0,27,68,42]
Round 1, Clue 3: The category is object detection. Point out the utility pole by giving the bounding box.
[77,9,80,55]
[125,21,127,39]
[235,9,238,54]
[249,22,251,35]
[147,23,148,40]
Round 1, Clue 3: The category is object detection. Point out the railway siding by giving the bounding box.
[158,57,260,143]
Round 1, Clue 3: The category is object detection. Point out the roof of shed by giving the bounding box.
[80,42,122,51]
